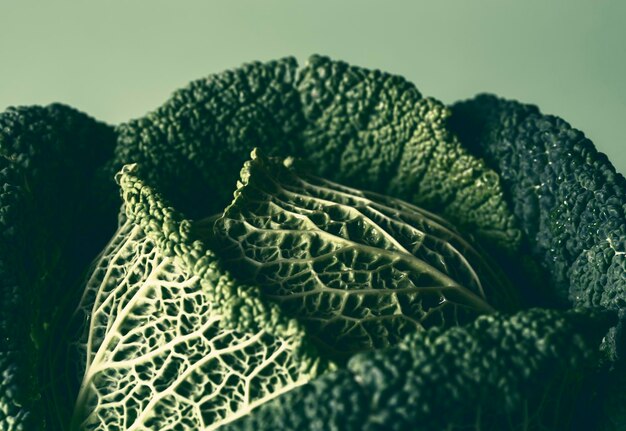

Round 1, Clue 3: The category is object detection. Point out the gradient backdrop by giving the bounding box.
[1,1,624,174]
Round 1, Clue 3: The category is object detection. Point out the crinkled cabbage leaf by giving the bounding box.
[208,149,517,355]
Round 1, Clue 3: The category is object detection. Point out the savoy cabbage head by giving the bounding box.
[1,55,624,431]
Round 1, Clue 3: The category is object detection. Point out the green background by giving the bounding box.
[1,1,624,174]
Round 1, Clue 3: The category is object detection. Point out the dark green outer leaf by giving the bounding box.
[0,105,116,430]
[450,94,626,428]
[450,94,626,312]
[108,55,520,253]
[224,308,616,431]
[297,55,521,251]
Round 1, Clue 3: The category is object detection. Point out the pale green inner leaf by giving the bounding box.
[209,150,516,355]
[71,219,312,431]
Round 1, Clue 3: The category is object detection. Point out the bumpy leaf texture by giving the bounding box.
[224,308,616,431]
[450,95,626,312]
[107,55,520,253]
[208,149,517,356]
[450,93,626,428]
[69,164,327,431]
[297,57,521,251]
